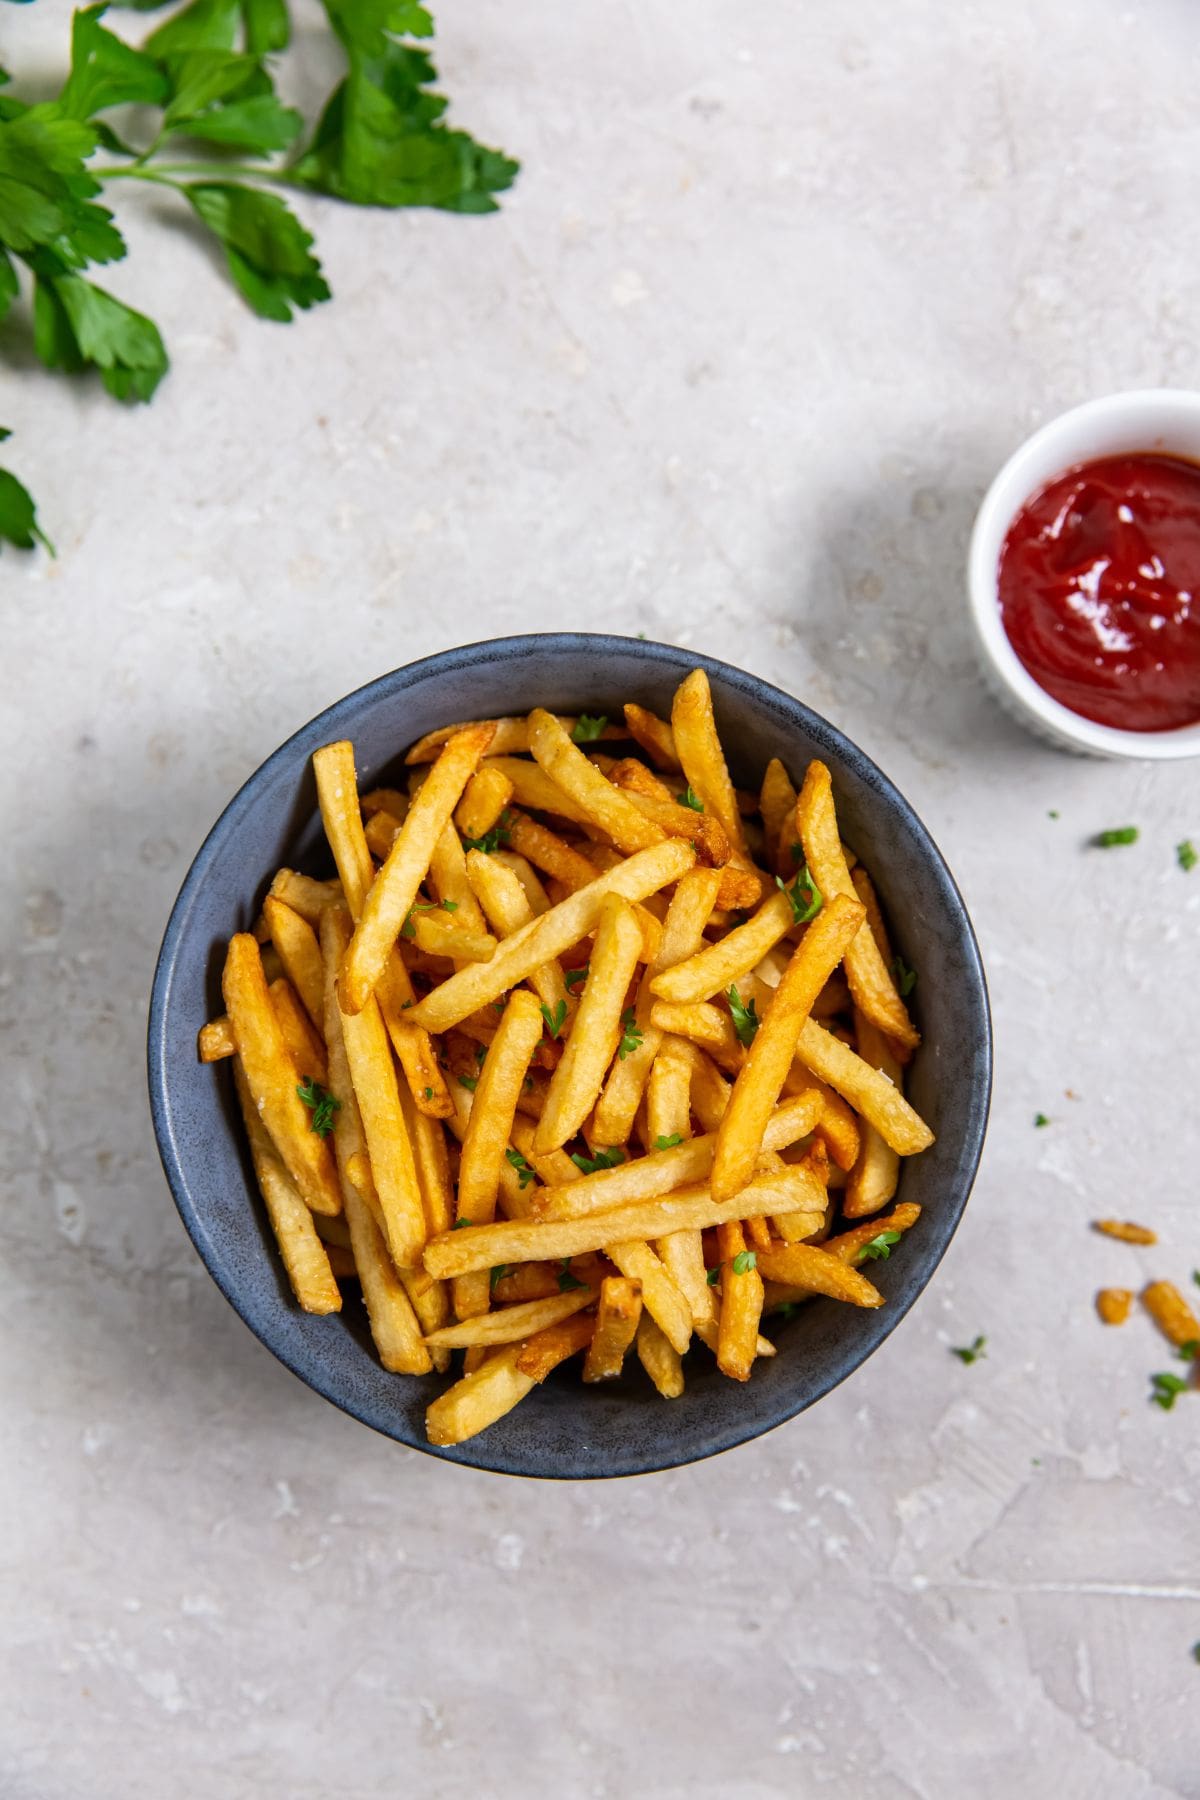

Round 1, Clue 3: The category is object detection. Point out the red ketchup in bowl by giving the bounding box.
[998,453,1200,730]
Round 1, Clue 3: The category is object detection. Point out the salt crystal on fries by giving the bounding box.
[206,670,939,1446]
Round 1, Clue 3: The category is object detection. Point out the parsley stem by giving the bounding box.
[94,162,302,189]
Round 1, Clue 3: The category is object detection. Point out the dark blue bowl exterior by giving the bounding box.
[148,635,991,1478]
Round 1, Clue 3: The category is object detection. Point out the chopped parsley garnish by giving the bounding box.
[1150,1371,1189,1411]
[1176,1339,1199,1363]
[570,1145,625,1175]
[462,813,512,854]
[862,1229,902,1262]
[776,863,822,925]
[654,1134,683,1150]
[402,896,459,937]
[1048,810,1060,820]
[505,1148,536,1190]
[618,1007,643,1059]
[558,1260,586,1292]
[424,1086,433,1100]
[892,955,917,997]
[951,1334,987,1365]
[457,1074,478,1093]
[1095,826,1138,847]
[571,715,608,744]
[681,784,704,812]
[727,984,760,1047]
[731,1249,757,1275]
[564,965,589,993]
[490,1264,510,1293]
[1178,840,1197,873]
[475,1045,487,1065]
[296,1077,340,1138]
[540,999,568,1039]
[775,1302,800,1320]
[452,1218,473,1230]
[1034,1113,1050,1128]
[706,1266,721,1287]
[1194,1271,1200,1290]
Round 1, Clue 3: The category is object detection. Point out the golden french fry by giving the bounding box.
[535,1090,821,1221]
[711,893,865,1203]
[222,934,341,1217]
[360,786,409,819]
[656,1226,716,1331]
[823,1200,921,1264]
[364,809,402,861]
[428,822,490,934]
[395,1075,455,1239]
[344,1182,433,1372]
[794,1018,933,1155]
[1096,1288,1133,1326]
[268,868,343,925]
[337,959,427,1269]
[715,1219,764,1380]
[424,1287,595,1348]
[593,866,723,1146]
[607,758,674,802]
[534,894,644,1154]
[407,907,497,963]
[649,890,795,1005]
[850,864,894,967]
[198,1015,236,1062]
[757,1240,884,1306]
[760,757,799,876]
[622,702,680,770]
[605,1240,692,1354]
[313,1211,352,1248]
[453,988,545,1317]
[340,722,495,1014]
[410,839,695,1035]
[646,1037,693,1148]
[649,1000,744,1073]
[232,1059,341,1314]
[408,716,620,765]
[465,849,571,1025]
[678,1042,733,1131]
[268,977,328,1088]
[783,1064,860,1171]
[1141,1281,1200,1349]
[583,1276,643,1380]
[262,896,325,1028]
[505,811,600,891]
[456,765,514,841]
[636,1310,685,1397]
[844,1010,902,1217]
[509,1113,580,1188]
[423,1166,826,1279]
[617,789,731,865]
[323,1243,358,1280]
[796,761,918,1049]
[314,741,376,916]
[514,1312,596,1381]
[425,1344,536,1444]
[527,709,667,854]
[670,668,746,854]
[481,754,592,827]
[491,850,552,914]
[1094,1219,1157,1245]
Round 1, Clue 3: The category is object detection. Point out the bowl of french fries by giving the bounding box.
[148,635,991,1476]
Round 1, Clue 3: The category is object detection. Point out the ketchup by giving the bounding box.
[998,453,1200,731]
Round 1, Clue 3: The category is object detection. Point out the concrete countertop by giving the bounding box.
[4,1,1197,1794]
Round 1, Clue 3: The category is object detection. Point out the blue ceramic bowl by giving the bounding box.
[148,635,991,1478]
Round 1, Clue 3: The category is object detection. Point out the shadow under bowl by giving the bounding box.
[148,634,992,1479]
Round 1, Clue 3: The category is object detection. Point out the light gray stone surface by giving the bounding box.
[3,2,1199,1794]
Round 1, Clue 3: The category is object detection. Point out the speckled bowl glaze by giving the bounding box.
[148,635,991,1478]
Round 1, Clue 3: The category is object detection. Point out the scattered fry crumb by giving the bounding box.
[1141,1280,1200,1350]
[1093,1219,1157,1245]
[1095,1288,1133,1326]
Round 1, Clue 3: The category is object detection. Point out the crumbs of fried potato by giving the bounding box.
[1095,1288,1133,1326]
[1093,1219,1157,1246]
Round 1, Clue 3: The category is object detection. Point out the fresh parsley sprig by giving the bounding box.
[296,1075,340,1137]
[617,1007,642,1060]
[727,984,759,1048]
[570,1145,624,1176]
[861,1229,901,1262]
[564,965,589,993]
[776,863,822,925]
[653,1133,682,1150]
[571,715,607,744]
[680,785,703,812]
[0,0,518,550]
[540,999,567,1039]
[731,1249,757,1275]
[504,1148,536,1190]
[462,813,512,854]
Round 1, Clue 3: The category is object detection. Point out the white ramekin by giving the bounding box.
[967,389,1200,759]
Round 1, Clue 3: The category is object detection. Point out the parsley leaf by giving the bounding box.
[489,1263,510,1293]
[774,1301,800,1319]
[680,784,703,812]
[34,270,168,402]
[776,863,822,925]
[570,1145,624,1176]
[1095,826,1138,847]
[558,1260,586,1292]
[58,8,168,121]
[451,1216,473,1228]
[571,714,607,744]
[296,1075,340,1137]
[862,1229,902,1262]
[504,1147,536,1190]
[654,1134,683,1150]
[186,184,329,322]
[892,955,917,998]
[461,813,511,854]
[706,1265,721,1287]
[1150,1371,1188,1411]
[732,1249,757,1275]
[1034,1112,1050,1128]
[1176,1339,1199,1363]
[1048,810,1060,819]
[564,965,589,993]
[457,1073,477,1092]
[1178,840,1197,873]
[540,999,567,1039]
[727,984,759,1048]
[617,1007,642,1060]
[0,432,51,553]
[951,1334,987,1365]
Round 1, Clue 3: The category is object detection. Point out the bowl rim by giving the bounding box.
[967,388,1200,761]
[147,632,993,1478]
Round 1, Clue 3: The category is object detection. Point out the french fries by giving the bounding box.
[206,669,940,1446]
